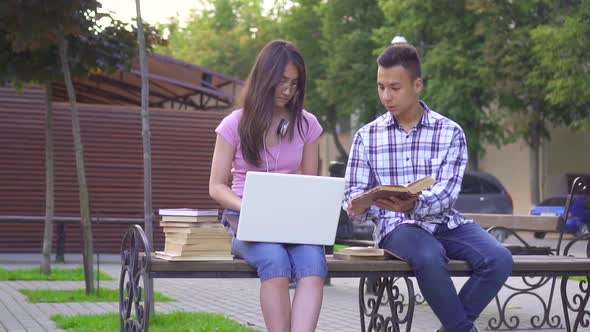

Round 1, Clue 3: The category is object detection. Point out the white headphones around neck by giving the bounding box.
[277,118,289,137]
[263,118,287,172]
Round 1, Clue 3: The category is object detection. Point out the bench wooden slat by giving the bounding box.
[149,255,590,274]
[464,213,560,232]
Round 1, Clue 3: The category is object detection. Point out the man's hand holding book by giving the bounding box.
[374,194,418,213]
[348,176,436,216]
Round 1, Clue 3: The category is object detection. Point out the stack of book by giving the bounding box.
[155,208,233,261]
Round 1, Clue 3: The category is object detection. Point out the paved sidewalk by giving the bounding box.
[0,253,575,332]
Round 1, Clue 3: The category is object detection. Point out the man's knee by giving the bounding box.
[410,250,447,272]
[490,246,513,278]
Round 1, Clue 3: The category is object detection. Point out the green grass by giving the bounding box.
[52,311,260,332]
[19,288,173,303]
[0,267,112,281]
[333,244,349,252]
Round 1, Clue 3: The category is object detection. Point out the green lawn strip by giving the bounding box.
[20,288,173,303]
[333,244,348,252]
[52,311,260,332]
[0,267,112,281]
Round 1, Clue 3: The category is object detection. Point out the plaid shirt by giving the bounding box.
[343,101,473,245]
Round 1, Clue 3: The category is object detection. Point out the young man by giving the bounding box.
[343,41,513,332]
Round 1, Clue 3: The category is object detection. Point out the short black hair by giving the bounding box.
[377,43,421,79]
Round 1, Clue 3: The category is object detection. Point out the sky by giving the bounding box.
[99,0,200,26]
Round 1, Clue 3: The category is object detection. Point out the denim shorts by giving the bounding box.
[222,209,328,282]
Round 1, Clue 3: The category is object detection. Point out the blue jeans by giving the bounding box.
[380,223,513,332]
[232,238,328,281]
[222,209,328,282]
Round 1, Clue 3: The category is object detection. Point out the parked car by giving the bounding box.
[454,171,514,214]
[530,195,590,238]
[454,171,514,242]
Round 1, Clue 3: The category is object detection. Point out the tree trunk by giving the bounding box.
[326,105,348,161]
[468,135,479,171]
[41,83,54,274]
[57,31,95,294]
[529,121,541,205]
[468,152,479,171]
[136,0,155,314]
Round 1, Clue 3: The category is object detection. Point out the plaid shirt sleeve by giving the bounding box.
[343,131,380,221]
[408,127,468,220]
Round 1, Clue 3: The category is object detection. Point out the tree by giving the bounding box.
[0,0,162,292]
[281,0,384,161]
[0,32,59,274]
[529,0,590,130]
[467,0,587,203]
[278,0,341,155]
[375,0,508,170]
[316,0,385,160]
[134,0,156,315]
[158,0,281,79]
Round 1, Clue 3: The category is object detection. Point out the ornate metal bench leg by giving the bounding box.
[394,277,414,332]
[487,276,562,330]
[119,225,152,332]
[359,276,415,332]
[561,274,590,332]
[561,232,590,332]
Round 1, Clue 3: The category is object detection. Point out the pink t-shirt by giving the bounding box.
[215,109,323,197]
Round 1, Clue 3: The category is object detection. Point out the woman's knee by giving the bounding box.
[236,242,292,280]
[289,245,328,280]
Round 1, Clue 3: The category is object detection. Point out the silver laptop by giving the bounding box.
[236,171,345,245]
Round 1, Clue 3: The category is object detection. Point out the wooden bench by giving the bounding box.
[465,213,561,254]
[118,225,590,332]
[120,177,590,331]
[342,212,576,329]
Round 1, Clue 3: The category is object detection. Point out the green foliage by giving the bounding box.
[333,244,349,252]
[0,0,165,85]
[279,0,326,118]
[0,267,112,281]
[20,288,172,303]
[280,0,384,159]
[529,1,590,129]
[376,0,508,166]
[318,0,384,124]
[157,0,281,80]
[104,0,589,162]
[467,0,589,138]
[52,311,260,332]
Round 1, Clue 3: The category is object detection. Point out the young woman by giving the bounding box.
[209,40,325,332]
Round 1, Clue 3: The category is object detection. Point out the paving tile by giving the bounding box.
[0,254,583,332]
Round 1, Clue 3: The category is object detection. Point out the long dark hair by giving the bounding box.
[238,40,308,167]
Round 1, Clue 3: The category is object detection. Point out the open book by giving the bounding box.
[332,246,403,261]
[351,176,436,207]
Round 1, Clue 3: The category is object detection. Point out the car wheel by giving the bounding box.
[576,223,589,236]
[534,232,546,239]
[489,229,509,243]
